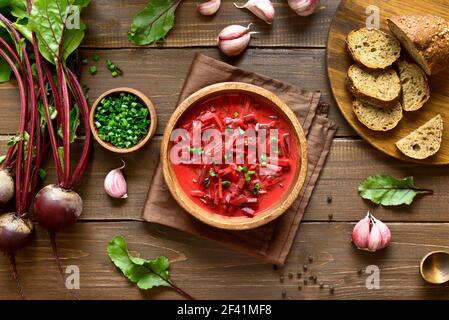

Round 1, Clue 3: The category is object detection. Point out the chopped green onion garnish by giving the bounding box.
[252,182,261,194]
[222,181,231,188]
[89,66,97,75]
[209,170,216,177]
[233,111,239,118]
[93,54,100,62]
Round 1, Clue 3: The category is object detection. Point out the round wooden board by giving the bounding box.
[327,0,449,165]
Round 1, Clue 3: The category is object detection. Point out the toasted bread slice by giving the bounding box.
[397,60,430,112]
[347,64,401,108]
[353,100,402,131]
[347,28,401,69]
[396,115,443,159]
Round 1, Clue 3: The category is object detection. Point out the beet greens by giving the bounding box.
[0,0,92,298]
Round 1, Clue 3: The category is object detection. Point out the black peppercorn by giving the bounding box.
[297,271,302,279]
[281,289,287,298]
[288,272,293,279]
[328,213,333,221]
[329,285,335,294]
[308,255,314,263]
[327,196,332,204]
[280,274,284,283]
[303,264,308,272]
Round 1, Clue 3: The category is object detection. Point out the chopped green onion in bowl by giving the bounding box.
[94,92,151,149]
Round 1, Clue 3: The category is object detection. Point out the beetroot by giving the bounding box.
[0,169,14,207]
[32,185,83,233]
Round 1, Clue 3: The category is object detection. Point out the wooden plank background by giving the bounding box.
[1,0,448,300]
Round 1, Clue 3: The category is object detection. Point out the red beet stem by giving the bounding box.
[67,70,91,187]
[32,36,64,183]
[8,254,26,300]
[58,65,71,188]
[49,232,79,300]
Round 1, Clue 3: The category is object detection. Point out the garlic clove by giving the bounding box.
[217,24,255,56]
[197,0,221,16]
[352,212,371,250]
[234,0,275,24]
[104,161,128,199]
[218,24,251,41]
[367,222,383,252]
[288,0,321,17]
[372,216,391,249]
[218,33,251,56]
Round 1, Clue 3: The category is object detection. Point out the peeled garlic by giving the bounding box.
[288,0,321,16]
[217,24,256,56]
[234,0,275,24]
[352,212,391,252]
[104,161,128,199]
[197,0,221,16]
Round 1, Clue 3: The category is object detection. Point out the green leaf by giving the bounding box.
[38,168,47,181]
[358,175,433,206]
[0,155,5,165]
[28,0,91,64]
[0,57,11,83]
[127,0,181,46]
[7,133,22,146]
[57,146,64,168]
[107,235,170,290]
[38,102,57,133]
[57,105,80,143]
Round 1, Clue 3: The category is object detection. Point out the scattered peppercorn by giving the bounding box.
[288,272,293,279]
[279,274,284,283]
[327,195,333,203]
[297,285,302,291]
[357,269,363,276]
[281,289,287,299]
[308,255,314,263]
[319,282,324,289]
[303,263,308,272]
[272,265,278,271]
[303,279,308,285]
[296,271,302,279]
[328,213,333,221]
[312,275,318,284]
[94,92,150,149]
[329,285,335,294]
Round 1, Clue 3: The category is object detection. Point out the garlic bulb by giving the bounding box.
[104,161,128,199]
[234,0,275,24]
[217,24,257,56]
[197,0,221,16]
[288,0,321,16]
[352,212,391,252]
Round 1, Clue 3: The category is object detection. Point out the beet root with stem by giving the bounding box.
[32,184,83,233]
[0,169,14,208]
[0,212,34,298]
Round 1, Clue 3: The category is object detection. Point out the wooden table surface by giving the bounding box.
[1,0,449,300]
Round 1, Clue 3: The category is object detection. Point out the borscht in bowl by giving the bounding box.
[161,82,308,230]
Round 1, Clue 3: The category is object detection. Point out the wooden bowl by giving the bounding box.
[90,87,157,153]
[161,82,308,230]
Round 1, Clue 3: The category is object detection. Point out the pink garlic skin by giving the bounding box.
[197,0,221,16]
[235,0,275,24]
[351,213,370,249]
[104,165,128,199]
[288,0,320,16]
[352,212,391,252]
[217,24,252,56]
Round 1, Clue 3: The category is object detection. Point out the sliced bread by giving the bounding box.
[347,64,401,108]
[396,114,443,159]
[347,28,401,69]
[353,100,403,131]
[397,60,430,112]
[388,15,449,75]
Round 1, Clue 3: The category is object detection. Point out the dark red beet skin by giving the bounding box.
[0,213,34,254]
[32,184,83,233]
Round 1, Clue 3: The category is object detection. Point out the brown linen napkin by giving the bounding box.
[142,54,338,266]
